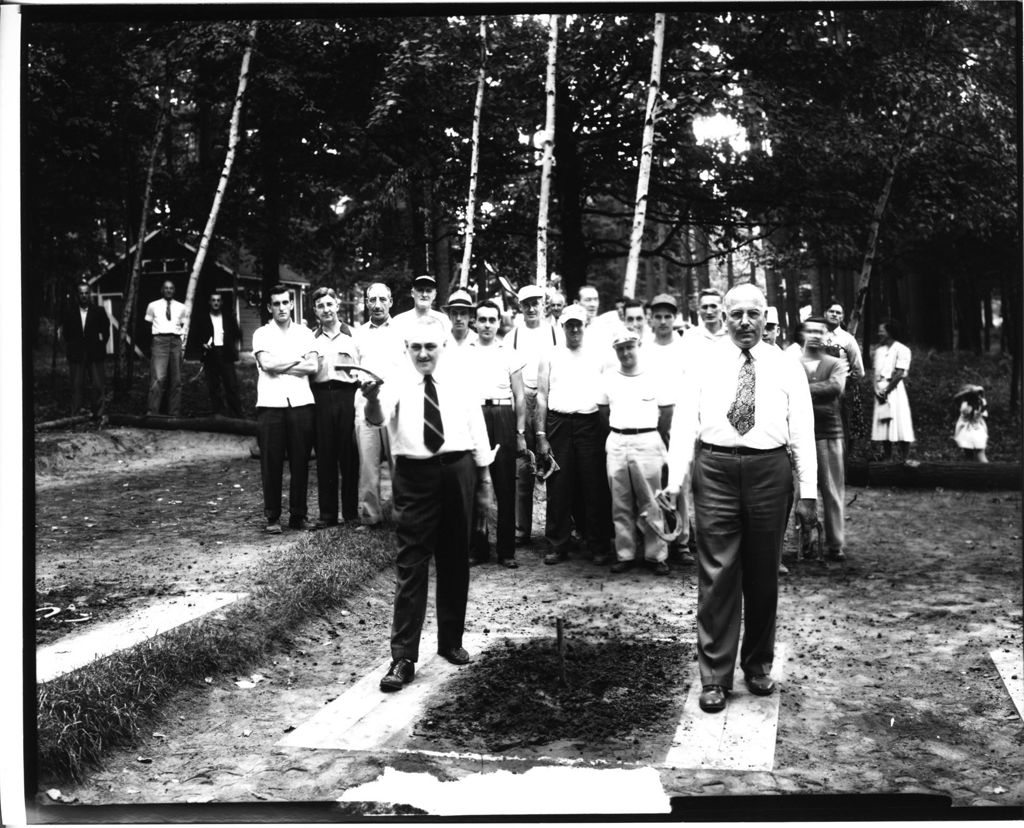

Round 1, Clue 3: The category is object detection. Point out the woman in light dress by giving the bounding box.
[871,320,915,462]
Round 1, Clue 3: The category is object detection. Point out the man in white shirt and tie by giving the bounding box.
[144,279,186,417]
[665,284,817,714]
[362,315,494,692]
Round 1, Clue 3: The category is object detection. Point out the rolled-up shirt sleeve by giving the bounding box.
[785,358,818,499]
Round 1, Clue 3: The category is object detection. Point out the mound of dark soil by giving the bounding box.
[414,636,692,756]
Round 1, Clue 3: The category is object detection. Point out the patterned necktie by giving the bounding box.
[423,374,445,453]
[166,299,172,321]
[727,349,755,435]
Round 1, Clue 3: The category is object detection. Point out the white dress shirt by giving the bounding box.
[252,321,318,408]
[823,326,865,379]
[667,339,817,498]
[145,298,186,335]
[374,370,494,466]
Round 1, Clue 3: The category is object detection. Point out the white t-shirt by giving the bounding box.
[466,341,526,401]
[598,369,672,430]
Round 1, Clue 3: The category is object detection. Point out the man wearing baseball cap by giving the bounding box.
[392,275,452,357]
[535,304,613,565]
[509,283,562,545]
[597,327,675,575]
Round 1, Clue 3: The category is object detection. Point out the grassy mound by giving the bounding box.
[36,524,395,781]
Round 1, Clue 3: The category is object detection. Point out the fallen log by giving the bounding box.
[35,415,93,431]
[846,460,1020,490]
[106,413,258,436]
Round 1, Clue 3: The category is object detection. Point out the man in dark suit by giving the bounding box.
[59,282,111,419]
[187,292,243,418]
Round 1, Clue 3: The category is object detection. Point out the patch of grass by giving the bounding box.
[36,523,395,782]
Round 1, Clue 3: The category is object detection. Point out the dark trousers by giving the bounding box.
[692,446,790,689]
[147,334,181,416]
[69,359,106,417]
[257,405,315,524]
[545,410,612,556]
[390,452,476,662]
[312,383,359,522]
[202,347,242,417]
[472,404,517,561]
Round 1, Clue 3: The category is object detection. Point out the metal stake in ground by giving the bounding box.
[556,617,568,687]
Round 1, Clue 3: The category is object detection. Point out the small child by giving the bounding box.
[953,384,988,463]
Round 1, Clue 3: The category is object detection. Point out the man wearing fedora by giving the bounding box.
[443,288,478,349]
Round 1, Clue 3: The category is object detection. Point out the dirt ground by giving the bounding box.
[32,427,1024,812]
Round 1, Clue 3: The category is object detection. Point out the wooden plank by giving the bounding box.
[661,643,787,771]
[278,632,490,752]
[990,648,1024,721]
[36,592,248,683]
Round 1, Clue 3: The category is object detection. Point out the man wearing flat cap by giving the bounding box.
[598,327,675,575]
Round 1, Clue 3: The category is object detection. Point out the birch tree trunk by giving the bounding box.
[622,12,665,300]
[535,14,559,288]
[458,16,487,288]
[179,21,257,347]
[846,111,913,337]
[116,106,166,390]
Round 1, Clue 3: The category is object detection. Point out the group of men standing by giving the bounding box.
[348,277,849,717]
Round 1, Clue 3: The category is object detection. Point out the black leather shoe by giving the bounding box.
[313,519,339,530]
[745,674,776,696]
[699,685,728,713]
[379,658,415,692]
[543,550,567,565]
[651,561,670,576]
[438,646,471,665]
[288,517,309,530]
[610,560,634,573]
[499,558,519,569]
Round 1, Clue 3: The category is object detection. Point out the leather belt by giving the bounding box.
[699,441,787,456]
[397,450,470,466]
[610,427,657,435]
[312,381,357,389]
[550,410,597,417]
[483,398,513,406]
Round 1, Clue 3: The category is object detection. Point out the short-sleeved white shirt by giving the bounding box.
[598,369,672,430]
[466,340,526,402]
[252,321,318,408]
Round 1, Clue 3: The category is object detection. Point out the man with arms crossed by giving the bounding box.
[665,284,817,713]
[252,286,319,533]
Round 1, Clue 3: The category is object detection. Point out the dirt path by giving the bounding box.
[32,429,1024,811]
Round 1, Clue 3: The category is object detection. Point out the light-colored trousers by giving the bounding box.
[356,414,393,525]
[816,437,845,552]
[606,430,668,563]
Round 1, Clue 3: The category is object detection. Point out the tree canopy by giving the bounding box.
[22,5,1019,358]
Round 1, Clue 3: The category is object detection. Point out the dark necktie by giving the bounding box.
[166,299,172,321]
[727,349,755,435]
[423,374,445,453]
